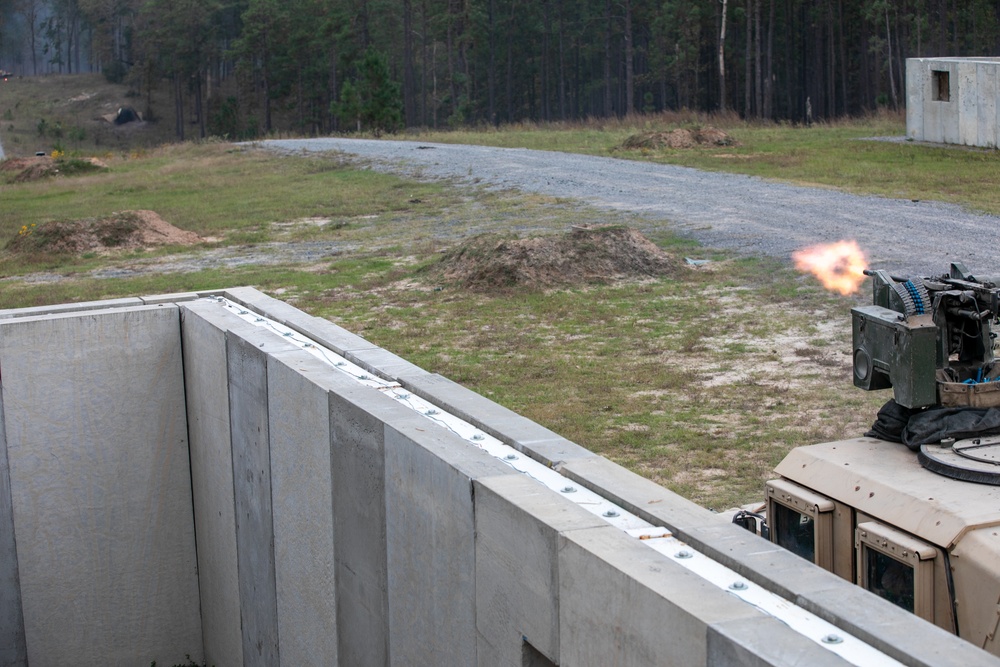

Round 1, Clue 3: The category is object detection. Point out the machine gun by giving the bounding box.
[852,262,1000,409]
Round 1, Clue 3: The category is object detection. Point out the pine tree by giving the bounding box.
[333,47,403,135]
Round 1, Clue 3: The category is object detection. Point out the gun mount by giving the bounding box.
[852,262,1000,409]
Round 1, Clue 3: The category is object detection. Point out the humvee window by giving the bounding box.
[856,521,936,621]
[774,503,815,562]
[865,548,915,612]
[765,479,835,569]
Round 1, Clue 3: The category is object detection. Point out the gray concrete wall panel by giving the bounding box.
[0,387,26,667]
[921,60,945,143]
[707,616,853,667]
[0,306,201,666]
[909,58,1000,148]
[978,63,998,147]
[959,62,979,145]
[677,522,843,602]
[906,59,925,140]
[918,60,954,144]
[558,455,712,532]
[476,633,510,667]
[224,287,318,330]
[474,474,608,666]
[297,317,377,356]
[329,386,418,666]
[180,302,248,667]
[558,526,761,667]
[941,62,960,144]
[346,347,429,382]
[801,586,994,667]
[400,373,596,467]
[227,330,290,667]
[996,71,1000,151]
[0,296,143,320]
[223,287,377,355]
[267,350,340,666]
[140,291,202,305]
[383,422,514,666]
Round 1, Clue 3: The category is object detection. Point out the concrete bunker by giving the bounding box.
[906,57,1000,148]
[0,288,993,667]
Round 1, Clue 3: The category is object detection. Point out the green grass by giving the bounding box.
[1,144,449,236]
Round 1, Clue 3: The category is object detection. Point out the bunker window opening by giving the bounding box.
[932,71,950,102]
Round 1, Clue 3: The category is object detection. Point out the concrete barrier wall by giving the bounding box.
[907,57,1000,148]
[0,305,202,666]
[1,289,997,667]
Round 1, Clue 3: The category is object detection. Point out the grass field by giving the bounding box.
[2,75,984,508]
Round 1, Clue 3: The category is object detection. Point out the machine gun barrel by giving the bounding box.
[863,269,909,282]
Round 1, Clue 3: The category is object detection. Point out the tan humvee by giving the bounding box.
[766,437,1000,654]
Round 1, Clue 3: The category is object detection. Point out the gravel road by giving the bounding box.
[260,137,1000,277]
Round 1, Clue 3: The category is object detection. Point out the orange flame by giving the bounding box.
[792,240,867,295]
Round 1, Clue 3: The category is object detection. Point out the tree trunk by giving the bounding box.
[421,0,429,125]
[754,0,762,118]
[557,0,566,119]
[543,0,552,120]
[197,71,206,139]
[837,0,848,113]
[20,0,40,76]
[744,0,752,116]
[447,0,458,120]
[328,49,338,132]
[403,0,416,126]
[174,75,185,141]
[718,0,727,112]
[487,0,496,124]
[296,66,304,133]
[263,62,272,133]
[604,0,613,117]
[624,0,633,116]
[885,6,898,110]
[763,0,773,118]
[506,0,515,122]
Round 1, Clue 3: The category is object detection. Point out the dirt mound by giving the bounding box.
[0,156,56,182]
[0,156,109,182]
[6,210,201,254]
[621,127,737,150]
[434,225,680,291]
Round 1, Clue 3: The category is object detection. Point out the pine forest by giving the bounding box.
[1,0,998,137]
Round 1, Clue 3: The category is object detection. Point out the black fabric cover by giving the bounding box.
[865,399,915,443]
[114,107,139,125]
[866,399,1000,450]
